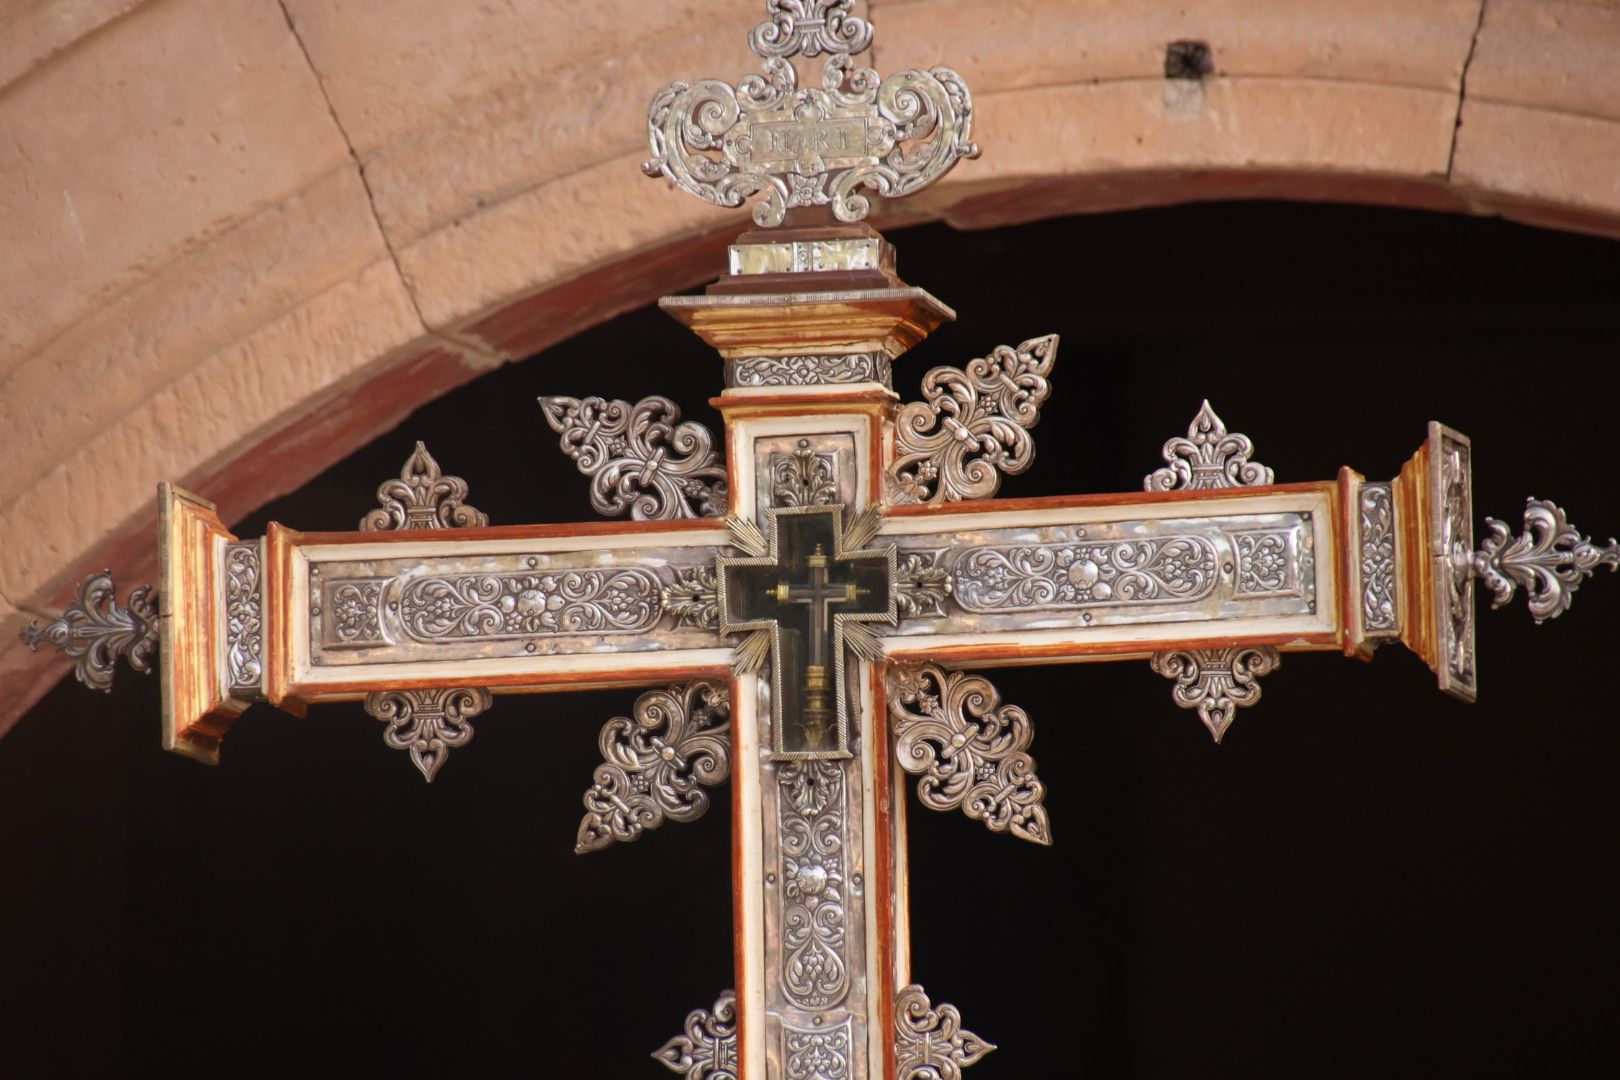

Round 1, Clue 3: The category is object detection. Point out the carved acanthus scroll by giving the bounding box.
[888,334,1060,504]
[575,681,732,854]
[539,395,727,521]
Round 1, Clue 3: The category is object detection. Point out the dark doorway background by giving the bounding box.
[3,202,1618,1078]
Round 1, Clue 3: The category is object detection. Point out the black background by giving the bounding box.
[3,202,1618,1078]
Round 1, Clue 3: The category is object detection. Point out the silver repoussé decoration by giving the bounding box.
[889,334,1060,504]
[894,984,994,1079]
[895,550,951,619]
[771,440,839,507]
[362,444,492,781]
[663,565,722,631]
[539,395,727,520]
[19,571,158,692]
[952,534,1218,612]
[1150,645,1281,743]
[1473,498,1619,623]
[360,441,488,531]
[224,541,263,692]
[785,1018,852,1079]
[778,760,852,1008]
[888,663,1051,845]
[368,686,493,784]
[643,1,977,227]
[1360,483,1397,635]
[575,680,731,853]
[1146,400,1275,492]
[655,990,738,1079]
[728,353,892,389]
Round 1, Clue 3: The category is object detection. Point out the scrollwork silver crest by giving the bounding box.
[19,571,158,692]
[1145,401,1274,492]
[643,3,978,227]
[360,441,487,531]
[539,395,727,521]
[655,990,739,1079]
[887,663,1051,845]
[1473,498,1619,623]
[894,984,994,1079]
[1150,646,1281,743]
[575,680,732,854]
[889,334,1060,504]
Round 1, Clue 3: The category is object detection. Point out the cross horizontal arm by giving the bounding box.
[161,486,735,761]
[878,482,1344,666]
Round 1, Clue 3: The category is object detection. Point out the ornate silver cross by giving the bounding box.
[23,4,1620,1077]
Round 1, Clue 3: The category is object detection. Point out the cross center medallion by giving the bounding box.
[718,506,894,759]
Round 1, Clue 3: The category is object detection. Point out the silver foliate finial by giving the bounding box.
[1472,498,1619,623]
[642,0,978,227]
[1146,401,1275,492]
[19,571,158,692]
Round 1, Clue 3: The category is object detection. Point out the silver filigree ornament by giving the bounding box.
[1472,498,1619,623]
[643,1,978,227]
[889,335,1060,504]
[539,395,727,521]
[360,441,488,531]
[575,680,731,854]
[368,687,492,784]
[1150,645,1281,743]
[887,663,1051,845]
[1146,400,1275,492]
[19,571,158,692]
[894,984,994,1079]
[361,443,492,782]
[655,991,739,1079]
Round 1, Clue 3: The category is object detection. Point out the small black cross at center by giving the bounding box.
[718,506,893,759]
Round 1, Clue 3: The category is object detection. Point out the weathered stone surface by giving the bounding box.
[0,0,145,91]
[874,0,1482,92]
[1451,0,1620,221]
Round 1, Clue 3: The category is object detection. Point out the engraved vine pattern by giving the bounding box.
[224,542,262,690]
[400,570,661,641]
[889,335,1059,504]
[952,535,1217,612]
[730,354,890,388]
[888,663,1051,845]
[327,580,385,644]
[1360,484,1396,633]
[778,760,850,1010]
[576,681,731,853]
[539,395,727,520]
[1231,529,1296,597]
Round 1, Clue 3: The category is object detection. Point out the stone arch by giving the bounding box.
[3,0,1617,729]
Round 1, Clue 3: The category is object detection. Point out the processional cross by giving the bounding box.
[24,3,1620,1076]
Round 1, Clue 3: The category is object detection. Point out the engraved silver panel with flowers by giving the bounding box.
[885,502,1331,638]
[308,545,724,666]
